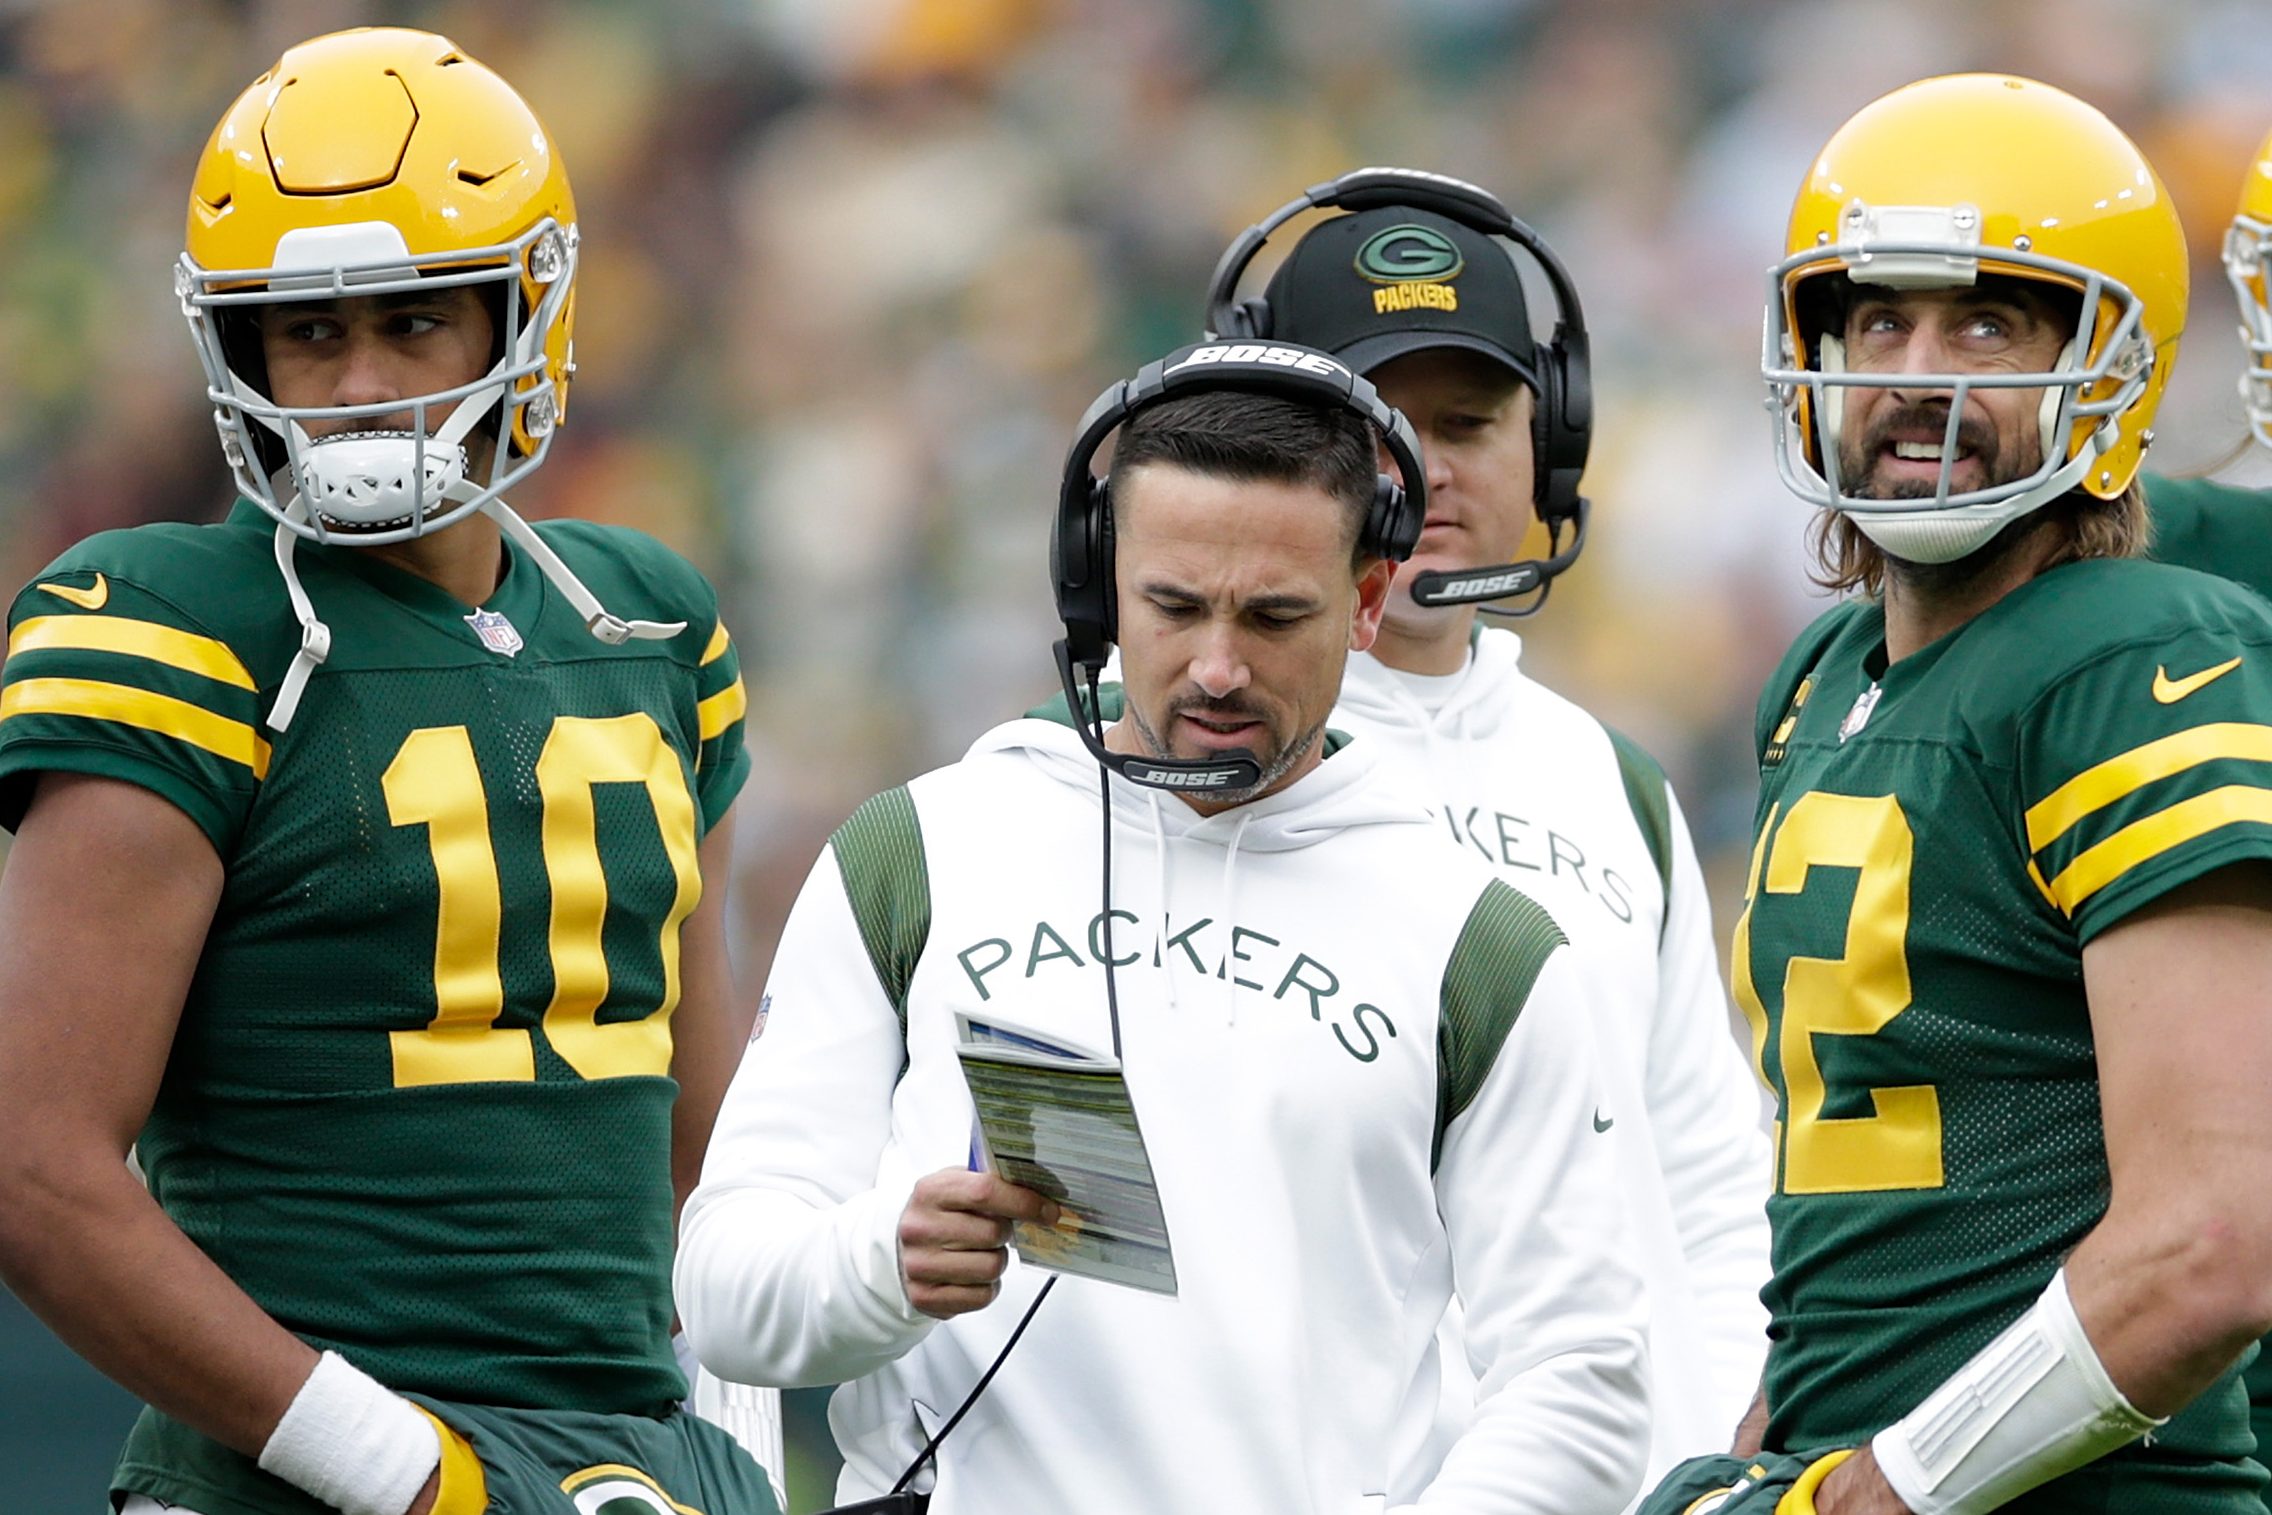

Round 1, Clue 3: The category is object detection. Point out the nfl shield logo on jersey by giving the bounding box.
[464,608,524,657]
[1838,681,1883,743]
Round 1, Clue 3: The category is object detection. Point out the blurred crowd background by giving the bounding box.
[6,0,2272,1507]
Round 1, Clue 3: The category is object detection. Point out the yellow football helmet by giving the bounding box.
[2223,124,2272,451]
[1764,74,2186,564]
[180,30,684,736]
[178,27,577,541]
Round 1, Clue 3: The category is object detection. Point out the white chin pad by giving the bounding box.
[1853,494,2041,566]
[296,431,469,531]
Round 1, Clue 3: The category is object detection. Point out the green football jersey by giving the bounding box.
[0,501,749,1511]
[2149,473,2272,595]
[2145,470,2272,1504]
[1740,556,2272,1513]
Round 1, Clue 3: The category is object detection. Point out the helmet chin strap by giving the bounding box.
[261,375,686,734]
[1851,423,2104,565]
[480,498,687,646]
[1821,324,2107,566]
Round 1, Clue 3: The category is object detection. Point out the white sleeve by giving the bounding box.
[1646,785,1774,1424]
[1412,948,1652,1515]
[674,841,935,1388]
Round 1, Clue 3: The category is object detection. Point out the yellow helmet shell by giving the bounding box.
[184,27,577,454]
[2237,123,2272,227]
[2225,123,2272,452]
[1778,73,2186,501]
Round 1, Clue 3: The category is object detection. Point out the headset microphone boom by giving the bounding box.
[1050,338,1427,792]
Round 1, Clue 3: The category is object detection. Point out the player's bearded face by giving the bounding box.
[1838,398,2043,501]
[1832,282,2068,502]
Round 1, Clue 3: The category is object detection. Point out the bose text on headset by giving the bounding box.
[1050,338,1428,793]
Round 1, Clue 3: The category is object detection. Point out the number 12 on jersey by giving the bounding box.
[1733,792,1945,1195]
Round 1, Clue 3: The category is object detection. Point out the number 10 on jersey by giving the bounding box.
[382,713,702,1088]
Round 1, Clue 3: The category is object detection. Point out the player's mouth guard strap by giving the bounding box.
[263,494,686,736]
[257,1349,440,1515]
[268,499,330,733]
[1870,1268,2162,1515]
[482,498,687,646]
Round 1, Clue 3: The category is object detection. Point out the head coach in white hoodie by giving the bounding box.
[1201,171,1773,1497]
[676,342,1650,1515]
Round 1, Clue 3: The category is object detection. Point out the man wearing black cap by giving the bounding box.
[1250,187,1774,1503]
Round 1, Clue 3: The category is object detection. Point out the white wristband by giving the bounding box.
[257,1351,441,1515]
[1872,1269,2162,1515]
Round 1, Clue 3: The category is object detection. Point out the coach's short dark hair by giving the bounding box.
[1107,388,1380,562]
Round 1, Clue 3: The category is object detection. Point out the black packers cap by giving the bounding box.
[1261,205,1538,389]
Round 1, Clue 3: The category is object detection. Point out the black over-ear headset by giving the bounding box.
[1204,166,1593,613]
[1050,338,1427,793]
[830,341,1426,1483]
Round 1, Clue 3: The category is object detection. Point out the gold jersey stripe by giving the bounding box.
[2025,856,2059,911]
[7,614,256,690]
[699,622,732,666]
[2044,783,2272,914]
[2024,722,2272,854]
[0,677,271,779]
[698,676,746,741]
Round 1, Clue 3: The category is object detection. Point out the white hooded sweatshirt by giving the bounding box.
[678,715,1649,1515]
[1333,629,1772,1494]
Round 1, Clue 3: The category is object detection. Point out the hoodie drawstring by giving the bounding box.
[1219,809,1253,1027]
[1146,792,1176,1016]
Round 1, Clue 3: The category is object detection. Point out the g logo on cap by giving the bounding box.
[1354,223,1464,283]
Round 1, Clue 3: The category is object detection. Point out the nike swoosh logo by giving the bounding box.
[1592,1110,1615,1134]
[2152,656,2241,704]
[37,572,108,611]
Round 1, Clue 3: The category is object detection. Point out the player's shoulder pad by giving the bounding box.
[1976,557,2272,688]
[527,519,725,657]
[1925,559,2272,757]
[2142,471,2272,530]
[9,518,297,679]
[1754,599,1870,756]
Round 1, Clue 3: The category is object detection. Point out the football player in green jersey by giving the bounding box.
[1636,76,2272,1515]
[2139,120,2272,1515]
[0,28,779,1515]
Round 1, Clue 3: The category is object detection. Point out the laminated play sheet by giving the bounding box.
[954,1014,1178,1296]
